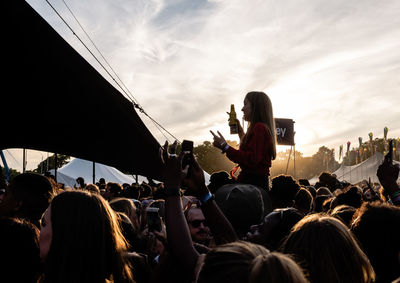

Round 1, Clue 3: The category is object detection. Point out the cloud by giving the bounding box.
[25,0,400,159]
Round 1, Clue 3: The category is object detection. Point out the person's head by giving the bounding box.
[0,173,55,227]
[335,185,363,208]
[76,177,85,187]
[140,183,153,200]
[281,214,375,283]
[40,190,133,282]
[105,182,123,200]
[0,217,41,283]
[269,175,300,209]
[197,241,306,283]
[184,201,210,245]
[99,178,106,185]
[294,188,313,215]
[245,207,304,251]
[242,91,277,160]
[120,185,140,200]
[249,252,308,283]
[85,183,100,194]
[298,179,310,187]
[215,183,264,238]
[208,171,232,194]
[109,197,139,232]
[351,202,400,283]
[330,204,356,227]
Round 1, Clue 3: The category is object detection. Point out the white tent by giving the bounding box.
[50,158,143,188]
[309,152,400,185]
[51,158,210,187]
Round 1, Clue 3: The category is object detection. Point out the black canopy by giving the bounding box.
[2,1,163,181]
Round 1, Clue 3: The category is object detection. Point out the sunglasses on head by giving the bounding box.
[189,219,208,228]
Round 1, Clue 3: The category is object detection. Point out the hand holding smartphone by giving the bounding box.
[146,207,162,232]
[181,140,194,178]
[386,139,393,164]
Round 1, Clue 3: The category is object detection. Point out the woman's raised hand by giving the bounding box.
[210,130,227,150]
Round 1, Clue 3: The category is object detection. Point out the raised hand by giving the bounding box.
[210,130,227,150]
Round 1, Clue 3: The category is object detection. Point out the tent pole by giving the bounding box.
[136,174,138,185]
[54,153,58,183]
[92,161,95,184]
[293,143,296,179]
[23,148,26,173]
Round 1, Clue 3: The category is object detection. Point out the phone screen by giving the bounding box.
[181,140,194,177]
[146,207,162,232]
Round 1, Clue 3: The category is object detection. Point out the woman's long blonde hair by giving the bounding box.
[242,91,277,160]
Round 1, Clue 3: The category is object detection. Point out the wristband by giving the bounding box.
[200,192,213,205]
[221,142,229,153]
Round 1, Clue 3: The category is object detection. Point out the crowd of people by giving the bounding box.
[1,91,399,283]
[0,147,399,283]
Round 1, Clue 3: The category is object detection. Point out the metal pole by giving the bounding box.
[54,153,58,183]
[23,148,26,173]
[293,144,296,178]
[92,161,95,184]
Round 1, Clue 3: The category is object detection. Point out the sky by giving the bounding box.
[3,0,400,171]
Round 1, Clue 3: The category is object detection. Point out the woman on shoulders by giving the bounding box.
[211,91,277,190]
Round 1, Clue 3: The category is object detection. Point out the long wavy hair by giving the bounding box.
[242,91,277,160]
[281,214,375,283]
[43,190,134,283]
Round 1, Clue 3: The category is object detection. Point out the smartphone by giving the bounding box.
[387,139,393,164]
[146,207,162,232]
[181,140,194,177]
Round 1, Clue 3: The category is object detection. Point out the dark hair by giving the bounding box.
[120,185,140,200]
[351,202,400,282]
[198,241,306,283]
[140,183,153,199]
[335,186,363,208]
[298,179,310,187]
[107,182,123,197]
[0,217,41,283]
[294,188,313,214]
[208,171,232,194]
[263,208,304,251]
[330,205,356,227]
[269,175,300,208]
[281,214,374,283]
[7,172,55,227]
[249,252,307,283]
[44,190,134,282]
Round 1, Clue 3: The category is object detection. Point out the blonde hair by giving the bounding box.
[243,91,277,160]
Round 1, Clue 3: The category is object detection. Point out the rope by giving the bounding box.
[45,0,179,142]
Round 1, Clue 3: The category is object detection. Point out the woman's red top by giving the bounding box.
[225,122,273,178]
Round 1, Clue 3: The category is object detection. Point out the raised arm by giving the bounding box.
[182,152,238,245]
[159,142,199,271]
[377,153,400,206]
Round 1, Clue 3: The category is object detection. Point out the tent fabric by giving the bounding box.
[332,152,400,184]
[49,158,146,188]
[309,152,400,185]
[51,157,211,188]
[2,1,163,181]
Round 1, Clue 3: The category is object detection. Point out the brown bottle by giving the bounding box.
[229,104,238,134]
